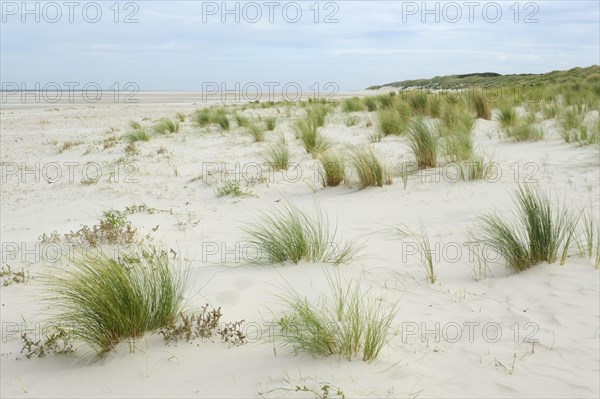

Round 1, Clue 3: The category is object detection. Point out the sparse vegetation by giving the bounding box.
[244,202,361,265]
[46,247,188,355]
[266,144,289,171]
[318,151,346,187]
[472,89,492,120]
[276,271,396,361]
[342,97,366,113]
[153,118,179,134]
[348,146,390,188]
[407,119,438,168]
[477,185,580,272]
[505,123,544,142]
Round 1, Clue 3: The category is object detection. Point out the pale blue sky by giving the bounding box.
[1,0,598,90]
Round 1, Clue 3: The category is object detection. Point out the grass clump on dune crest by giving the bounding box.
[125,129,151,143]
[193,108,230,130]
[244,202,361,265]
[46,247,188,356]
[342,97,366,113]
[246,122,266,142]
[318,151,346,187]
[477,185,580,272]
[505,123,544,142]
[407,119,438,169]
[377,108,408,136]
[498,107,519,128]
[348,146,391,189]
[276,271,397,361]
[295,116,330,157]
[265,144,289,171]
[153,118,179,134]
[472,89,492,120]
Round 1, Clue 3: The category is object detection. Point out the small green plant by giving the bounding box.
[59,141,82,153]
[342,97,366,112]
[159,305,246,346]
[124,142,139,156]
[579,207,600,269]
[19,325,75,359]
[46,247,188,355]
[61,211,138,247]
[275,271,397,361]
[407,119,438,168]
[266,144,289,171]
[477,185,580,272]
[1,265,31,286]
[153,118,179,134]
[216,181,249,197]
[318,151,346,187]
[175,112,186,122]
[244,202,361,265]
[348,146,390,188]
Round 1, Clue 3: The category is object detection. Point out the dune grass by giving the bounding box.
[377,108,407,136]
[295,117,330,157]
[246,122,266,142]
[46,248,188,355]
[505,123,544,141]
[363,97,378,112]
[472,89,492,120]
[244,202,361,265]
[306,104,330,127]
[498,107,519,128]
[265,144,289,171]
[125,129,151,143]
[342,97,366,113]
[408,92,428,115]
[265,117,277,131]
[193,108,230,130]
[579,207,600,269]
[407,119,438,168]
[459,153,495,181]
[348,146,390,189]
[443,130,473,162]
[276,271,397,361]
[477,185,580,272]
[152,118,179,134]
[318,151,346,187]
[129,121,142,130]
[442,105,475,133]
[234,112,250,128]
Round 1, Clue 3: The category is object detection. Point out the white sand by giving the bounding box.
[1,95,598,398]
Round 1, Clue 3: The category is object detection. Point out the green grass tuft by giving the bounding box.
[407,119,438,168]
[153,118,179,134]
[477,185,579,272]
[342,97,366,113]
[318,151,346,187]
[244,202,361,265]
[348,146,391,189]
[276,271,396,361]
[46,247,188,356]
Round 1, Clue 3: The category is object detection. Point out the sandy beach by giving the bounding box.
[1,89,598,397]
